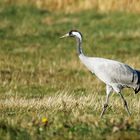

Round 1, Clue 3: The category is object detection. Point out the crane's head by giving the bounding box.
[60,30,82,41]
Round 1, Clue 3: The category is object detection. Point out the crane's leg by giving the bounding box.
[118,92,131,116]
[100,85,113,118]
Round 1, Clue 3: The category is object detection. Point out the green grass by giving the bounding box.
[0,3,140,140]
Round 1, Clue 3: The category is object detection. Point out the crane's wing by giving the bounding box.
[79,55,138,86]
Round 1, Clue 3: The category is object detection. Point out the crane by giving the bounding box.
[60,30,140,117]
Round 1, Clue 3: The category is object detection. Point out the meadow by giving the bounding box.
[6,0,140,13]
[0,2,140,140]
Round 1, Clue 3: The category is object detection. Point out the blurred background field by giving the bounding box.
[4,0,140,13]
[0,0,140,140]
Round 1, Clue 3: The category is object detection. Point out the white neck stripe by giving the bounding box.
[72,32,82,41]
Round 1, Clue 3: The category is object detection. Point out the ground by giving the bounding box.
[0,3,140,140]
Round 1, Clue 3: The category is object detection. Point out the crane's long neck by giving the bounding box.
[76,37,83,55]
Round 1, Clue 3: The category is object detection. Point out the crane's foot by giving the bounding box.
[100,103,108,118]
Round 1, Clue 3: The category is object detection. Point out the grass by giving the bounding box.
[0,3,140,140]
[5,0,140,13]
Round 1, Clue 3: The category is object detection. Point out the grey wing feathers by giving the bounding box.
[98,62,140,92]
[90,58,134,84]
[106,63,134,84]
[79,56,140,93]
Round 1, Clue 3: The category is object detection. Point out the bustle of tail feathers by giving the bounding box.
[135,70,140,94]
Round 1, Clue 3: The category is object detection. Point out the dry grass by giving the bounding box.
[5,0,140,13]
[1,91,140,117]
[0,91,98,110]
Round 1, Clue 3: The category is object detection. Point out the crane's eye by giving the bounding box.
[69,31,72,36]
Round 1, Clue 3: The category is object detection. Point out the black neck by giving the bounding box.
[76,37,83,55]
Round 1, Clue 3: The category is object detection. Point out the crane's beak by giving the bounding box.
[60,33,69,39]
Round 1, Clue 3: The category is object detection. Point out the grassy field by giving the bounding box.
[6,0,140,13]
[0,3,140,140]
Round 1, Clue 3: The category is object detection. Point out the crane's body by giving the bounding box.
[60,30,140,117]
[79,54,139,92]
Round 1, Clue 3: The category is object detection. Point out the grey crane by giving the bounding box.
[60,30,140,117]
